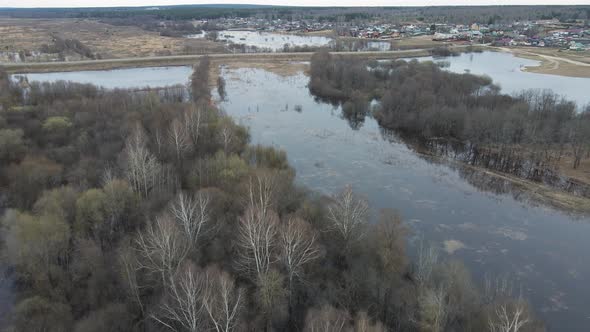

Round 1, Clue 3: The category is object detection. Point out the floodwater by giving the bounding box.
[13,52,589,107]
[366,41,392,51]
[187,30,391,52]
[415,51,590,107]
[216,67,590,331]
[12,51,590,331]
[216,30,332,51]
[12,66,193,90]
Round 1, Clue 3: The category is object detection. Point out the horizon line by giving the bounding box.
[2,3,589,10]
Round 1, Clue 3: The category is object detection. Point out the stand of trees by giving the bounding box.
[0,62,542,332]
[4,6,588,25]
[40,35,96,60]
[309,50,590,195]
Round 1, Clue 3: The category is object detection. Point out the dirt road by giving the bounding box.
[496,47,590,77]
[1,46,472,73]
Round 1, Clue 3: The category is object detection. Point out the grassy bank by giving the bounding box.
[493,46,590,78]
[433,152,590,216]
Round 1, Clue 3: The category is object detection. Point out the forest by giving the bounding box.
[0,61,544,332]
[309,51,590,196]
[2,5,588,24]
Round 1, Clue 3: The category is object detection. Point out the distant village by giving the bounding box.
[1,14,588,63]
[197,16,590,51]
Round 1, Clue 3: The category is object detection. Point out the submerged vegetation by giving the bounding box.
[0,58,544,331]
[309,50,590,198]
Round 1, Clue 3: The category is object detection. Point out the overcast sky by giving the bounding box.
[2,0,589,8]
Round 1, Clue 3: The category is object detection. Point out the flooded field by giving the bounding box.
[415,51,590,106]
[12,51,590,331]
[12,52,589,106]
[216,30,332,51]
[216,67,590,331]
[11,66,193,90]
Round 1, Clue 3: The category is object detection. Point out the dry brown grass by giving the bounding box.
[391,35,452,49]
[497,47,590,78]
[558,155,590,185]
[516,47,590,64]
[0,18,226,59]
[302,30,336,37]
[216,59,308,76]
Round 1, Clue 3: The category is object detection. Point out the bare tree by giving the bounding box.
[153,262,206,332]
[119,245,144,315]
[483,274,515,305]
[135,215,190,286]
[235,207,279,279]
[438,260,479,324]
[185,105,203,149]
[354,311,386,332]
[278,217,320,287]
[218,117,234,155]
[202,267,243,332]
[125,124,161,197]
[303,305,350,332]
[415,241,439,287]
[418,286,448,332]
[154,127,164,157]
[169,191,211,248]
[568,115,590,169]
[488,300,531,332]
[169,118,191,161]
[327,186,369,248]
[246,172,275,219]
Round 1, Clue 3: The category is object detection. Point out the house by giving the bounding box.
[433,33,456,41]
[569,42,586,51]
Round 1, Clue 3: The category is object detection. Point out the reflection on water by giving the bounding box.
[217,67,590,332]
[413,51,590,107]
[9,50,590,332]
[12,51,589,108]
[12,66,193,90]
[216,30,332,51]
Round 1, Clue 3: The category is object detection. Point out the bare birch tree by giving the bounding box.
[415,241,439,287]
[185,105,203,149]
[119,245,144,315]
[169,191,211,248]
[327,185,369,247]
[202,267,244,332]
[154,127,164,157]
[303,305,350,332]
[488,300,531,332]
[354,311,386,332]
[418,286,448,332]
[246,172,276,219]
[153,262,206,332]
[125,124,161,197]
[235,207,279,279]
[218,117,234,155]
[483,274,515,305]
[135,215,190,286]
[169,118,191,161]
[278,217,320,287]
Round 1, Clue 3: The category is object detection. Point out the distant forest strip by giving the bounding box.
[1,5,588,24]
[309,50,590,196]
[0,60,543,331]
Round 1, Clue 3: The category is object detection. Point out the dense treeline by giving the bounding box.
[309,51,590,193]
[39,35,95,60]
[0,62,542,332]
[2,5,588,24]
